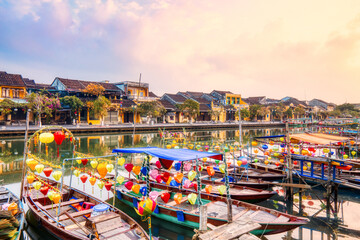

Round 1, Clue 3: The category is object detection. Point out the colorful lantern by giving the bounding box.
[205,185,212,194]
[81,159,88,166]
[106,164,114,173]
[174,173,184,183]
[53,193,61,204]
[35,164,44,174]
[149,169,159,179]
[73,169,80,177]
[174,193,182,204]
[97,163,108,178]
[219,164,225,173]
[125,181,133,190]
[105,182,112,191]
[237,160,242,166]
[132,184,140,194]
[26,159,38,171]
[161,192,170,203]
[80,174,88,183]
[117,157,126,166]
[116,176,125,184]
[40,186,49,196]
[149,191,160,201]
[124,163,134,173]
[207,166,215,176]
[43,167,53,177]
[217,185,226,195]
[52,171,62,181]
[155,161,161,169]
[136,198,156,216]
[90,160,98,169]
[188,193,197,205]
[132,166,141,175]
[161,172,170,183]
[39,132,54,144]
[140,186,147,196]
[26,175,35,184]
[53,131,65,145]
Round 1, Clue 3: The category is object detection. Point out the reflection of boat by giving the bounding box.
[0,187,25,240]
[23,177,149,240]
[212,168,286,181]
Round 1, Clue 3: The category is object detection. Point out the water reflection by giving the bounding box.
[1,127,360,240]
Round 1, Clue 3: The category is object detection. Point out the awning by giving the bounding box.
[112,147,223,161]
[290,133,354,145]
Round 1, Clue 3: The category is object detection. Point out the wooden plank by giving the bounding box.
[43,198,84,210]
[270,182,311,189]
[87,211,119,225]
[238,233,261,240]
[49,209,93,222]
[65,221,86,231]
[167,197,188,206]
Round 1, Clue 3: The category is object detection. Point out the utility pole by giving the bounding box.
[285,120,293,211]
[238,107,242,156]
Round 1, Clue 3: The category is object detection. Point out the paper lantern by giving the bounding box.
[262,144,268,150]
[350,140,355,145]
[174,173,184,183]
[254,159,259,163]
[132,184,140,194]
[351,151,356,156]
[149,191,160,201]
[80,174,88,183]
[81,159,88,166]
[184,163,191,171]
[161,192,170,203]
[205,185,212,194]
[97,181,104,190]
[242,159,248,165]
[161,172,170,183]
[53,193,61,204]
[140,166,148,176]
[207,166,215,176]
[219,164,225,173]
[174,162,181,171]
[264,160,269,165]
[89,177,96,186]
[183,179,192,188]
[174,193,182,204]
[106,164,114,173]
[155,175,162,183]
[323,149,330,154]
[275,162,280,167]
[47,191,54,201]
[237,160,242,166]
[52,170,62,181]
[280,137,285,142]
[280,159,284,163]
[136,198,156,216]
[217,185,226,195]
[188,193,197,205]
[90,160,98,169]
[215,160,220,165]
[343,154,348,159]
[35,164,44,174]
[140,186,147,196]
[26,159,38,171]
[43,167,53,177]
[293,161,298,165]
[251,141,258,147]
[149,169,159,179]
[53,131,65,145]
[116,176,124,184]
[155,161,161,169]
[73,169,80,177]
[124,163,134,173]
[39,132,54,144]
[105,182,112,191]
[254,149,259,154]
[166,144,172,149]
[76,159,82,165]
[33,181,42,190]
[125,181,133,190]
[118,157,126,166]
[132,166,141,175]
[26,175,35,184]
[40,186,49,196]
[303,166,307,171]
[97,163,108,178]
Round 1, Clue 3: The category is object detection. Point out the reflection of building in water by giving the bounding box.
[0,159,23,175]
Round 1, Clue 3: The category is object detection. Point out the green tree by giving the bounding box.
[26,93,61,127]
[137,101,166,122]
[0,99,26,118]
[235,108,250,120]
[177,99,200,122]
[275,103,286,121]
[60,96,84,119]
[87,96,111,125]
[284,108,293,119]
[294,106,305,119]
[82,83,105,96]
[249,105,261,120]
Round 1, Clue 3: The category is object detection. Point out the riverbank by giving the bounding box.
[0,121,285,137]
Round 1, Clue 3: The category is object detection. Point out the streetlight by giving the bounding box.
[132,104,137,146]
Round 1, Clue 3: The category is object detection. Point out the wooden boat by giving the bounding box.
[209,168,286,181]
[0,187,25,240]
[115,181,308,236]
[23,177,149,240]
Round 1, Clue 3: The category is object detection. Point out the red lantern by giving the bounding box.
[105,182,112,191]
[53,131,65,145]
[40,186,49,196]
[81,159,88,166]
[160,172,170,183]
[161,192,170,203]
[43,167,53,177]
[80,174,88,183]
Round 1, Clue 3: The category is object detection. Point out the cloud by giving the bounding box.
[0,0,360,103]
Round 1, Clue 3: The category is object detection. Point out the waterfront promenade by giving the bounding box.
[0,121,285,137]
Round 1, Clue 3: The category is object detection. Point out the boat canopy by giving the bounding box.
[112,147,223,161]
[290,133,354,145]
[254,135,285,139]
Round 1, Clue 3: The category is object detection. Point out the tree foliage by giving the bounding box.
[249,105,261,120]
[177,99,200,120]
[0,99,26,115]
[82,83,105,96]
[284,108,293,119]
[235,108,250,120]
[60,96,84,118]
[137,101,166,118]
[26,93,61,125]
[87,96,111,124]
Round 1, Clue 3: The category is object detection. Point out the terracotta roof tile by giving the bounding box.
[0,72,26,87]
[57,78,120,92]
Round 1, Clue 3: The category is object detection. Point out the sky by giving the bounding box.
[0,0,360,104]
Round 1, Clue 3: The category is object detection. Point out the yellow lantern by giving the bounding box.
[35,164,44,174]
[251,141,258,147]
[26,159,38,171]
[97,163,108,178]
[39,132,54,144]
[52,170,62,181]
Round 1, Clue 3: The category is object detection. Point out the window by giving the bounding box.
[237,98,240,104]
[227,97,230,104]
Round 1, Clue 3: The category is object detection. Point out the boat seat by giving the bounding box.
[42,198,84,210]
[48,209,93,222]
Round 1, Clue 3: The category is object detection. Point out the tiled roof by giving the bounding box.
[0,72,26,87]
[149,92,158,98]
[35,83,56,90]
[186,91,206,98]
[57,78,120,92]
[164,93,188,103]
[281,97,308,107]
[23,78,36,87]
[158,99,176,110]
[212,90,233,96]
[199,103,211,112]
[192,96,211,104]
